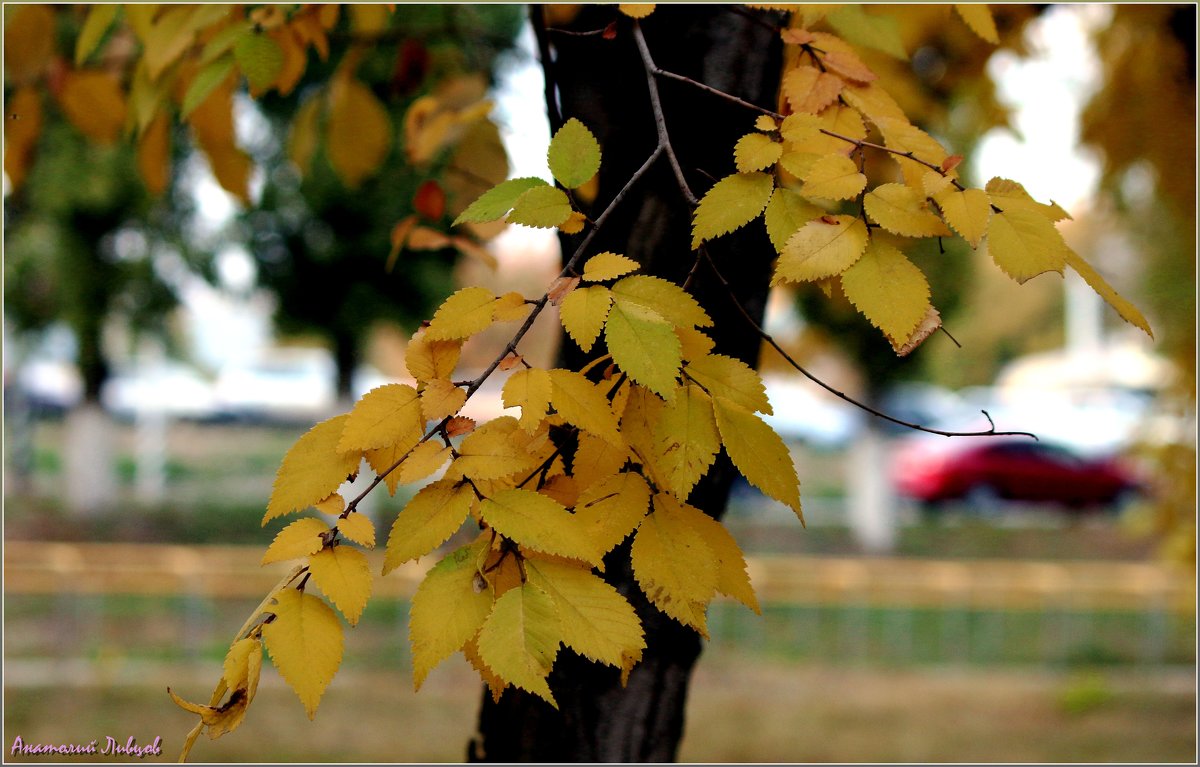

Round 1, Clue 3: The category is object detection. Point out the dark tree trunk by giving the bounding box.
[332,328,358,403]
[470,6,784,761]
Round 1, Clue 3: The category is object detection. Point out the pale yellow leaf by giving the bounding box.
[493,291,531,322]
[955,4,999,44]
[712,396,802,519]
[265,415,363,525]
[502,368,553,433]
[842,81,908,126]
[327,76,392,188]
[547,116,601,189]
[262,517,329,565]
[409,539,493,689]
[605,301,682,400]
[864,183,951,237]
[582,252,640,282]
[1063,251,1153,338]
[734,132,783,173]
[691,172,775,249]
[261,589,344,719]
[338,512,375,548]
[676,500,759,613]
[933,186,991,248]
[559,285,613,353]
[610,275,713,329]
[548,369,623,445]
[798,154,867,201]
[308,546,372,626]
[676,326,716,362]
[338,383,423,453]
[764,187,821,253]
[420,378,467,422]
[619,386,666,487]
[526,558,646,668]
[985,177,1071,221]
[481,488,599,565]
[922,170,955,198]
[463,635,507,702]
[313,493,344,516]
[425,286,497,341]
[653,385,720,498]
[364,439,442,496]
[876,116,951,190]
[683,354,772,415]
[840,239,931,345]
[631,498,717,634]
[383,480,475,572]
[573,471,651,557]
[773,215,870,284]
[985,208,1067,283]
[475,583,561,707]
[405,333,462,383]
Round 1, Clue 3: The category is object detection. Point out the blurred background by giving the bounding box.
[4,4,1195,762]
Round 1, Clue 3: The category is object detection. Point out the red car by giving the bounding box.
[892,439,1140,510]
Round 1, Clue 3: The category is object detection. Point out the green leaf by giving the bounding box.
[233,30,283,92]
[182,55,235,118]
[547,117,601,189]
[507,185,573,229]
[200,20,253,65]
[453,177,549,226]
[691,172,774,248]
[826,6,908,59]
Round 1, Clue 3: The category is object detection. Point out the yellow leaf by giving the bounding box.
[475,583,561,707]
[326,77,392,188]
[985,177,1071,221]
[798,154,867,201]
[676,326,716,362]
[502,368,553,433]
[261,589,344,719]
[143,6,200,81]
[764,187,820,253]
[818,47,877,85]
[683,354,772,415]
[782,65,844,114]
[309,546,372,626]
[559,285,613,353]
[262,517,329,565]
[582,252,640,282]
[573,471,651,557]
[922,170,955,198]
[4,4,55,83]
[409,539,494,689]
[313,492,344,516]
[674,499,759,613]
[654,384,720,498]
[955,4,999,44]
[75,5,120,66]
[933,186,991,248]
[631,496,718,634]
[840,239,931,345]
[691,172,775,248]
[449,416,537,481]
[773,214,870,284]
[985,208,1067,283]
[392,441,452,486]
[405,333,462,382]
[58,71,127,145]
[755,114,778,132]
[286,94,322,175]
[610,274,713,329]
[463,635,507,702]
[558,211,587,235]
[547,117,601,189]
[338,383,423,454]
[420,378,467,422]
[425,286,497,341]
[337,512,375,548]
[548,369,622,445]
[265,415,363,525]
[864,183,951,237]
[619,385,666,486]
[619,4,655,18]
[526,558,646,668]
[222,637,262,700]
[383,480,474,572]
[4,86,42,191]
[876,116,951,189]
[712,396,802,519]
[733,133,783,173]
[1063,251,1153,338]
[349,4,389,33]
[136,112,172,196]
[494,291,531,322]
[605,301,682,400]
[841,81,908,126]
[570,433,630,494]
[507,185,573,229]
[480,489,599,565]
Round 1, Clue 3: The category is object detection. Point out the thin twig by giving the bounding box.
[656,68,783,119]
[698,249,1037,441]
[632,22,698,205]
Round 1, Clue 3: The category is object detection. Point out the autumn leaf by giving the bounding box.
[547,117,601,189]
[581,252,640,282]
[573,472,651,557]
[798,154,867,201]
[406,333,462,382]
[265,415,362,525]
[507,185,573,229]
[559,285,613,352]
[605,301,683,400]
[526,558,646,668]
[58,71,127,145]
[475,583,561,707]
[985,208,1067,283]
[261,589,344,719]
[75,5,120,66]
[691,172,775,248]
[408,539,494,689]
[234,30,285,93]
[338,383,424,454]
[326,76,392,188]
[825,5,907,59]
[449,417,537,481]
[955,4,1000,44]
[502,368,553,433]
[864,183,951,237]
[764,187,820,253]
[631,497,717,634]
[453,177,548,226]
[782,65,844,114]
[337,513,375,549]
[773,215,870,284]
[1064,251,1153,338]
[420,378,468,422]
[712,396,802,520]
[933,186,991,248]
[734,133,783,173]
[610,275,713,329]
[840,239,932,345]
[653,384,720,498]
[548,369,623,445]
[676,501,760,613]
[425,286,497,340]
[383,480,475,572]
[683,354,772,415]
[480,489,599,565]
[262,518,329,565]
[308,546,372,626]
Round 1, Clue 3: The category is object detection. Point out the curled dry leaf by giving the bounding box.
[548,275,581,306]
[445,416,477,438]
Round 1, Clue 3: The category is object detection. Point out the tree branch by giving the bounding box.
[632,22,699,205]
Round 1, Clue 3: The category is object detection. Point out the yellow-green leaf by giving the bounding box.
[764,187,820,253]
[605,301,682,400]
[826,5,907,59]
[262,517,329,565]
[1064,251,1153,338]
[559,285,613,353]
[261,589,344,719]
[338,383,423,453]
[547,117,601,189]
[933,186,991,248]
[683,353,771,415]
[338,513,375,548]
[265,415,362,525]
[383,480,474,572]
[526,558,646,668]
[233,30,284,92]
[610,274,713,329]
[840,239,931,345]
[691,172,775,248]
[573,471,651,557]
[308,546,372,626]
[654,384,720,498]
[581,252,639,282]
[480,489,598,565]
[734,133,782,173]
[985,208,1067,283]
[864,183,951,237]
[327,77,392,188]
[507,185,572,229]
[955,4,999,44]
[548,369,622,445]
[502,368,553,433]
[773,215,869,284]
[631,497,717,634]
[409,539,494,689]
[425,286,497,341]
[475,583,561,707]
[712,396,802,519]
[182,55,235,119]
[75,5,120,66]
[453,177,548,226]
[799,154,866,201]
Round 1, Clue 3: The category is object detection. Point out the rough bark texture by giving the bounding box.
[470,6,783,761]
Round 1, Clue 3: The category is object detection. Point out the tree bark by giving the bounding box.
[470,6,783,761]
